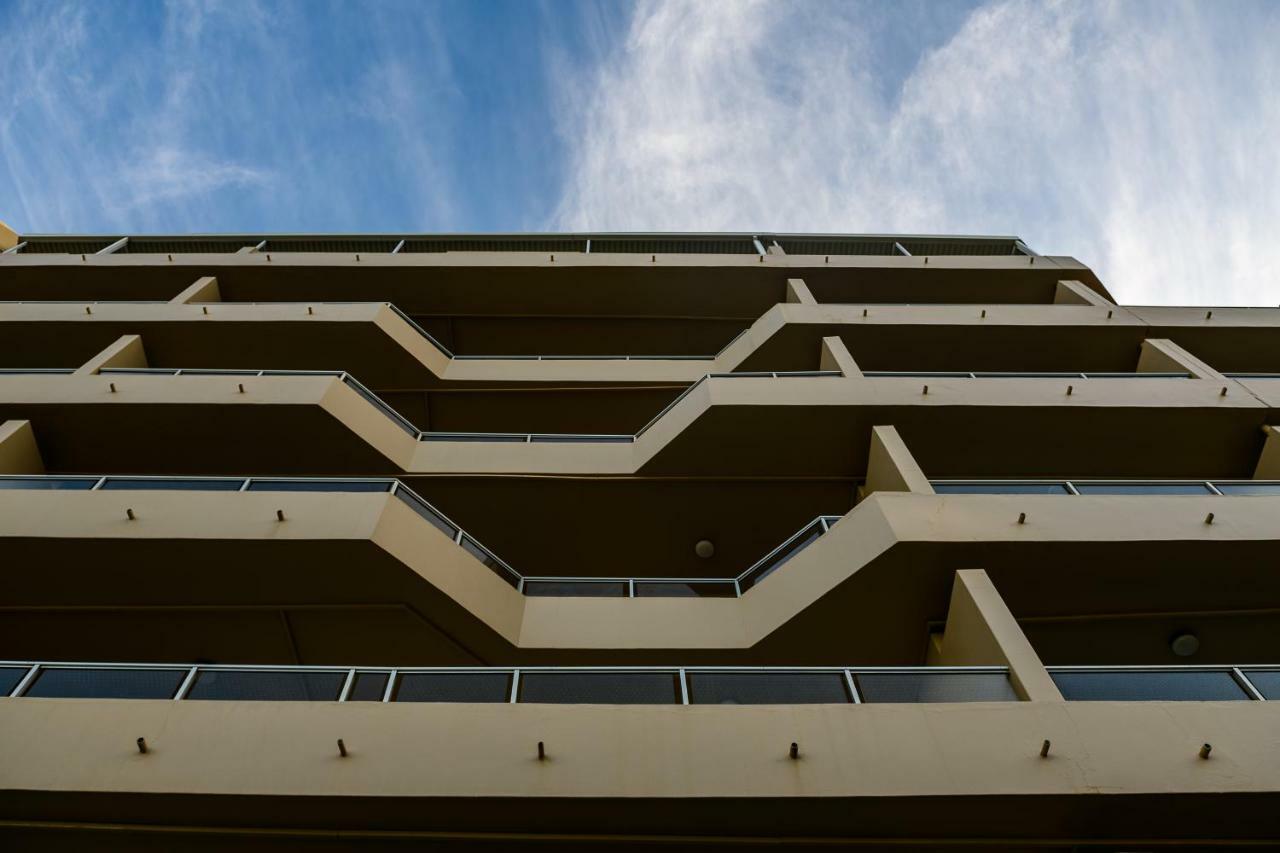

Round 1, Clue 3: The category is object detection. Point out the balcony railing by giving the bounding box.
[93,365,843,444]
[0,661,1017,704]
[4,232,1033,258]
[931,479,1280,496]
[862,371,1191,379]
[1047,666,1278,701]
[0,475,843,598]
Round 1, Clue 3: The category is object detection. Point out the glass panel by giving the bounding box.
[633,581,738,598]
[687,671,852,704]
[393,490,459,539]
[459,535,519,585]
[530,434,633,443]
[0,477,97,490]
[101,478,244,491]
[246,480,392,492]
[394,672,511,703]
[856,672,1018,703]
[1241,670,1280,699]
[518,672,680,704]
[0,666,31,696]
[422,433,527,442]
[1215,483,1280,496]
[1072,483,1213,495]
[739,522,824,591]
[932,482,1070,495]
[185,669,346,701]
[23,667,186,699]
[523,581,628,597]
[346,671,389,701]
[1051,670,1248,701]
[180,369,261,375]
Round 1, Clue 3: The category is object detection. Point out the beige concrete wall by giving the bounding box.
[863,425,933,496]
[931,569,1061,701]
[169,276,221,304]
[0,696,1275,802]
[74,334,148,375]
[0,420,43,473]
[1138,338,1225,380]
[818,335,860,376]
[1256,425,1280,478]
[0,219,16,250]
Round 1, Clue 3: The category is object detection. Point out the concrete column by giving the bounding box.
[1255,426,1280,479]
[784,278,816,305]
[1137,338,1225,380]
[930,569,1063,702]
[74,334,148,375]
[819,336,862,377]
[170,276,221,304]
[864,425,933,496]
[0,219,17,251]
[1054,280,1113,307]
[0,420,44,473]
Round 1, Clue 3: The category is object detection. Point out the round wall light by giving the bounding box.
[1170,632,1200,657]
[694,539,715,559]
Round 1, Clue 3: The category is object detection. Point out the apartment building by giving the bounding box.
[1,222,1278,849]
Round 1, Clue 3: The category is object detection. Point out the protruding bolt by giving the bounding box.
[85,306,92,315]
[862,308,868,317]
[355,254,361,262]
[109,382,117,393]
[1206,310,1212,320]
[337,738,348,757]
[537,741,546,761]
[789,742,799,760]
[168,254,173,262]
[1199,743,1212,759]
[759,255,764,263]
[922,385,929,395]
[1040,739,1051,758]
[136,737,148,754]
[1017,512,1027,524]
[824,255,829,263]
[980,309,987,318]
[202,306,209,315]
[1066,385,1073,395]
[307,306,314,315]
[1106,310,1113,319]
[1205,512,1215,525]
[237,383,245,393]
[126,508,136,521]
[277,509,285,522]
[1220,386,1228,397]
[650,255,655,263]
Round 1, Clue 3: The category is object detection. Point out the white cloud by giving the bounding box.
[111,146,268,211]
[554,0,1280,306]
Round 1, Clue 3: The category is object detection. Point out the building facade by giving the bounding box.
[1,225,1278,849]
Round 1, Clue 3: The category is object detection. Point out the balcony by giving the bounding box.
[0,661,1017,704]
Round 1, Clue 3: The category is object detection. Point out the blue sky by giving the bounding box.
[2,0,1279,305]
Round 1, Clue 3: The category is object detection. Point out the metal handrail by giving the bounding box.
[931,478,1280,495]
[0,475,846,598]
[863,371,1191,379]
[1,659,1015,705]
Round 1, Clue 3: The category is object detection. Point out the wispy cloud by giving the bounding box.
[553,0,1280,305]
